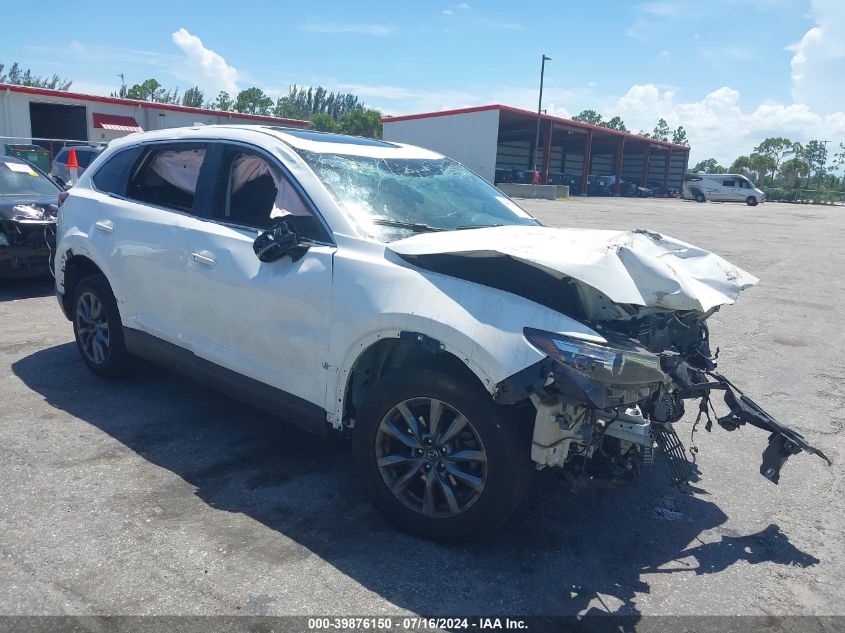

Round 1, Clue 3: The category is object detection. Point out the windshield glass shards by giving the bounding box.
[297,151,538,241]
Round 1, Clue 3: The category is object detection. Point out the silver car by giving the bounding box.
[50,145,104,187]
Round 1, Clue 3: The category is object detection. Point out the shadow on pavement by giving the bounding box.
[0,276,55,302]
[12,343,821,619]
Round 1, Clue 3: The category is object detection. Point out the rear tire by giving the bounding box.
[746,196,758,206]
[352,361,534,542]
[72,274,133,378]
[695,192,706,203]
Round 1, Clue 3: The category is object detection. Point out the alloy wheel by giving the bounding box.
[76,291,110,365]
[375,397,488,518]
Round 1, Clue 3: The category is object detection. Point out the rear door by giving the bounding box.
[181,142,336,408]
[91,142,209,346]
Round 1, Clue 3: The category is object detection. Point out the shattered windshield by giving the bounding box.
[297,150,538,241]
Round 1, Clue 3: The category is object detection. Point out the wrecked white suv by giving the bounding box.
[55,126,830,542]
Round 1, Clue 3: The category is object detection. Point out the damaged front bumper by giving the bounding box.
[0,204,57,277]
[495,320,832,489]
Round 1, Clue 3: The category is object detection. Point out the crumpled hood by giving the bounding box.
[388,225,758,314]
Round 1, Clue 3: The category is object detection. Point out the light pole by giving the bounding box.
[533,54,552,178]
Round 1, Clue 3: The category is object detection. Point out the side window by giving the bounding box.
[127,145,207,212]
[55,148,69,164]
[92,147,142,196]
[218,148,330,242]
[722,179,736,187]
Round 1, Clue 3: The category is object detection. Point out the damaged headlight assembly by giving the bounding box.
[523,327,666,408]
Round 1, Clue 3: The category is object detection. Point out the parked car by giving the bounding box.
[50,145,104,187]
[0,155,61,277]
[683,173,765,205]
[55,127,829,541]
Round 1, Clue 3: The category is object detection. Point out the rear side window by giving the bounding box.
[55,148,69,163]
[75,149,100,167]
[92,147,142,196]
[127,145,207,212]
[722,180,736,187]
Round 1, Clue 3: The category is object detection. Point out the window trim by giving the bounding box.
[89,138,336,246]
[126,142,209,215]
[90,141,207,220]
[201,140,335,246]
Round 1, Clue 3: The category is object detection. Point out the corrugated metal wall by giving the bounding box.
[0,88,304,146]
[383,109,501,182]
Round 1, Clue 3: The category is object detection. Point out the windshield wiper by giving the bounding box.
[455,223,504,230]
[371,219,444,233]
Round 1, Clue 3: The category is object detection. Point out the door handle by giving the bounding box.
[94,220,114,233]
[190,251,217,267]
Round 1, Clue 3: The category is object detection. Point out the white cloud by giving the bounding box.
[170,28,239,96]
[604,84,845,164]
[300,22,394,36]
[788,0,845,114]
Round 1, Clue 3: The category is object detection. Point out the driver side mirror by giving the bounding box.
[253,219,306,263]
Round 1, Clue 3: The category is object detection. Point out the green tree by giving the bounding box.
[834,142,845,187]
[730,155,756,178]
[690,158,725,174]
[278,84,364,120]
[779,157,810,187]
[572,109,603,125]
[753,137,795,183]
[652,118,671,142]
[671,126,689,145]
[273,96,304,119]
[124,78,179,103]
[182,86,205,108]
[800,140,828,187]
[210,91,234,111]
[338,108,383,139]
[0,61,72,90]
[309,113,338,132]
[749,152,776,184]
[234,87,273,115]
[603,116,628,131]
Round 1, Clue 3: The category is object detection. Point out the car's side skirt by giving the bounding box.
[123,328,329,436]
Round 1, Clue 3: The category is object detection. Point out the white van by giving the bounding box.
[683,173,765,206]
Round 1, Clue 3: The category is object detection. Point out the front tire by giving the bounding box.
[746,196,758,206]
[352,362,534,542]
[72,274,132,377]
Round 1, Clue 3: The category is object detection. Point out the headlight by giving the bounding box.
[524,327,667,407]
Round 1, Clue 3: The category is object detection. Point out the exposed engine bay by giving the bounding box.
[498,309,832,490]
[0,202,57,277]
[390,225,832,489]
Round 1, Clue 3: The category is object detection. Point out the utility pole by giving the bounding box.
[533,54,551,178]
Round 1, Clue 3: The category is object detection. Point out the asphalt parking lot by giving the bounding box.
[1,197,842,619]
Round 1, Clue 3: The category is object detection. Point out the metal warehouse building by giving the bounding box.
[0,84,309,158]
[382,104,690,196]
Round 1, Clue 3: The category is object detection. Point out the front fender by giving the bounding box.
[326,237,604,424]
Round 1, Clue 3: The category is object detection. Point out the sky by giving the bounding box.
[2,0,844,165]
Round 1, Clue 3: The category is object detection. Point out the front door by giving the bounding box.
[182,143,336,409]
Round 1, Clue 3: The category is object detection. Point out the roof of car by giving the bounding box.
[105,124,444,159]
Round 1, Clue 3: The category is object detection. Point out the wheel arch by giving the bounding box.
[334,330,498,430]
[58,252,107,320]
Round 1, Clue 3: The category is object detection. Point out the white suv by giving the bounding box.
[55,126,829,541]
